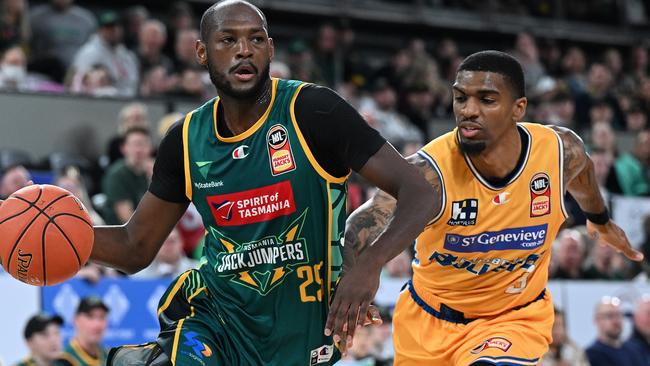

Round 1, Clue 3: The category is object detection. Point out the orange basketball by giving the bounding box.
[0,184,94,286]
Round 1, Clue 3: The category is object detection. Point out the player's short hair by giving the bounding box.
[457,50,525,99]
[200,0,268,42]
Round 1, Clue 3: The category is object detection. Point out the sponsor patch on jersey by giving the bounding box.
[209,210,310,296]
[310,345,334,365]
[443,224,548,252]
[491,192,511,206]
[447,199,478,226]
[232,145,249,159]
[471,337,512,354]
[530,172,551,217]
[206,180,296,226]
[266,124,296,176]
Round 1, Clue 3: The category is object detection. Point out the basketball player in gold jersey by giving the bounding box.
[326,50,644,365]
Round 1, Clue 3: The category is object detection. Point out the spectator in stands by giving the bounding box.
[574,63,625,130]
[17,313,71,366]
[0,164,30,199]
[105,102,150,165]
[541,308,589,366]
[75,64,117,97]
[171,68,205,100]
[163,1,194,58]
[313,23,339,87]
[55,167,103,225]
[561,46,588,95]
[139,65,178,98]
[70,11,139,97]
[511,32,546,94]
[551,229,587,279]
[123,5,149,50]
[603,48,625,93]
[399,83,436,140]
[132,227,198,278]
[625,45,649,89]
[0,0,29,52]
[29,0,96,82]
[547,91,576,129]
[591,147,620,200]
[360,78,423,148]
[336,325,377,366]
[587,296,643,366]
[584,240,627,280]
[624,295,650,364]
[102,127,152,224]
[62,297,108,366]
[173,28,200,73]
[614,129,650,196]
[0,46,63,93]
[435,38,461,83]
[369,307,393,365]
[625,103,647,131]
[136,19,173,75]
[589,121,618,157]
[286,39,322,83]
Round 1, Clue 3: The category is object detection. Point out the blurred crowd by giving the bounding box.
[1,0,650,365]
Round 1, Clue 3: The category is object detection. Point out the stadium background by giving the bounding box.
[1,0,650,365]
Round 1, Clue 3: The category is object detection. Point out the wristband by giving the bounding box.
[585,208,610,225]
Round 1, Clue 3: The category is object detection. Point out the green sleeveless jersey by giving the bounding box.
[182,79,346,365]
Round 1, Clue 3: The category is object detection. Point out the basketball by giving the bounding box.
[0,184,94,286]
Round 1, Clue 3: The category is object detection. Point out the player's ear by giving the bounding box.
[268,37,275,61]
[196,40,208,66]
[512,97,527,122]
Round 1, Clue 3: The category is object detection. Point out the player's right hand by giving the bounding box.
[587,220,644,262]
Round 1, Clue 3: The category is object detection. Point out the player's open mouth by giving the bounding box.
[233,65,256,82]
[460,125,481,138]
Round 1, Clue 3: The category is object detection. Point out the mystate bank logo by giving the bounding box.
[208,210,309,295]
[206,181,296,226]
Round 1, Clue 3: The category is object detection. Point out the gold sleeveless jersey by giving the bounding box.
[413,122,566,318]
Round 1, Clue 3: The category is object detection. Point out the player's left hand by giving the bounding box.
[336,305,382,355]
[587,220,644,261]
[324,260,382,355]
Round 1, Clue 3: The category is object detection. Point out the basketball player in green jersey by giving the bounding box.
[87,1,435,365]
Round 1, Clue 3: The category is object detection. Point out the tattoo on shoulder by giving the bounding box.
[549,125,587,187]
[407,153,443,224]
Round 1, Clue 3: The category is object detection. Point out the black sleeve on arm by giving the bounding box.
[148,120,190,203]
[294,84,386,177]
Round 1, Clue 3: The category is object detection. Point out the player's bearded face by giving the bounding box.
[453,71,519,156]
[207,50,271,99]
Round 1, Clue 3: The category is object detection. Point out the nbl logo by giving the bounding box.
[447,199,478,226]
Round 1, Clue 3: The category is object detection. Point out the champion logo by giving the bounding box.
[492,192,511,205]
[232,145,250,159]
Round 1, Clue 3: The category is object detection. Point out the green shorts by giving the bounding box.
[156,269,341,366]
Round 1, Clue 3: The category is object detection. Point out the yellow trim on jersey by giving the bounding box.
[213,78,279,143]
[182,111,195,201]
[290,83,350,184]
[69,338,100,366]
[550,126,570,218]
[171,318,186,365]
[59,352,81,366]
[157,270,192,316]
[326,183,333,298]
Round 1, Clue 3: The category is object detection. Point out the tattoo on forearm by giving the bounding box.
[343,153,443,260]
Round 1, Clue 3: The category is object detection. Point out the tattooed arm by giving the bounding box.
[342,152,443,273]
[550,125,642,261]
